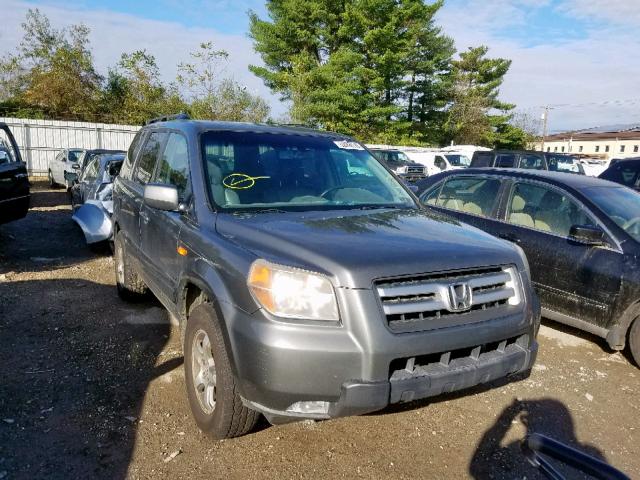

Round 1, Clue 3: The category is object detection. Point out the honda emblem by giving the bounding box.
[448,283,473,312]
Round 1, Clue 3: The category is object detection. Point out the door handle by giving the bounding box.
[499,233,521,244]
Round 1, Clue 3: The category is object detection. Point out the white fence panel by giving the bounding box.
[0,117,141,175]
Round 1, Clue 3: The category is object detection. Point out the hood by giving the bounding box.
[216,208,522,289]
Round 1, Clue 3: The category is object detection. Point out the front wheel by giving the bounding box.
[184,302,259,439]
[48,170,56,188]
[629,318,640,368]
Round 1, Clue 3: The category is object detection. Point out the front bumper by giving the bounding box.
[223,285,540,424]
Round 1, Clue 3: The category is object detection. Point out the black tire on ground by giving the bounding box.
[629,317,640,367]
[114,231,148,301]
[184,302,259,439]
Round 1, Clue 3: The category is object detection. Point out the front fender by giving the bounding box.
[607,300,640,350]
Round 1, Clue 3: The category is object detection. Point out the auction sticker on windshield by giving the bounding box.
[334,140,364,150]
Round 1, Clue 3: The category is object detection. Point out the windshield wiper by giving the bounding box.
[232,208,288,216]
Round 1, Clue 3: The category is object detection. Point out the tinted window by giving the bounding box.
[68,150,83,163]
[496,154,516,168]
[135,132,164,185]
[520,154,544,170]
[202,131,414,210]
[471,152,493,167]
[600,163,640,187]
[121,130,145,180]
[547,154,582,174]
[434,156,447,170]
[154,133,190,198]
[435,177,501,217]
[507,183,593,237]
[582,186,640,241]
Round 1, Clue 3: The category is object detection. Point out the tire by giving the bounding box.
[48,170,56,188]
[629,318,640,367]
[114,231,148,301]
[184,302,259,439]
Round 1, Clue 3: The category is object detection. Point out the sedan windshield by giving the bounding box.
[202,131,415,211]
[582,186,640,241]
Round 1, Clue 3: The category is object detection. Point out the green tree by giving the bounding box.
[445,46,515,146]
[0,9,102,120]
[177,42,270,122]
[249,0,454,142]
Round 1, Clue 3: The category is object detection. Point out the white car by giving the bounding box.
[402,151,469,176]
[48,148,85,188]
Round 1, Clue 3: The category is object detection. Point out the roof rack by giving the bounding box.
[146,113,190,125]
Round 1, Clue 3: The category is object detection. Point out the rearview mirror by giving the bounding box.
[144,184,179,211]
[569,225,605,246]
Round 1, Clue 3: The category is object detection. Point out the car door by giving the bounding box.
[421,174,508,234]
[139,132,189,301]
[118,131,164,265]
[51,151,63,184]
[494,180,623,327]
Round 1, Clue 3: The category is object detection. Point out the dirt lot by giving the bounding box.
[0,181,638,479]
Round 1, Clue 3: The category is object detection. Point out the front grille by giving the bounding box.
[406,166,426,174]
[376,266,521,332]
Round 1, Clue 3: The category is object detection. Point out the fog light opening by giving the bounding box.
[285,401,330,415]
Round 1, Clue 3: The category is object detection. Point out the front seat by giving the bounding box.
[508,195,534,228]
[535,190,572,235]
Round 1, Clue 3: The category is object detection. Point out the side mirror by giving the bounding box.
[569,225,605,246]
[407,184,419,193]
[144,184,179,211]
[72,163,80,170]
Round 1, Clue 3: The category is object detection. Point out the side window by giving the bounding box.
[520,154,543,170]
[81,159,99,182]
[121,130,145,181]
[507,183,594,236]
[421,184,442,205]
[472,152,492,167]
[434,156,447,170]
[154,133,190,199]
[436,176,501,217]
[496,154,516,168]
[134,132,165,185]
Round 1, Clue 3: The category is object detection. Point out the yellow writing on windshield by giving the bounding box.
[223,173,271,190]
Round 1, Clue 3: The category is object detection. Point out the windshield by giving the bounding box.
[548,154,583,174]
[582,186,640,241]
[202,131,415,211]
[445,154,470,167]
[68,150,83,163]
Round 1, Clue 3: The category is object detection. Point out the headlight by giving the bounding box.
[248,260,339,321]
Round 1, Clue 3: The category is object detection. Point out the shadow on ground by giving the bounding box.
[0,277,182,479]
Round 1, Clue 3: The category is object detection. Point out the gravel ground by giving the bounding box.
[0,181,638,479]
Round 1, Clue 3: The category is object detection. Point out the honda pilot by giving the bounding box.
[112,115,540,439]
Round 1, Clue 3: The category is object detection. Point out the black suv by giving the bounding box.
[0,122,29,224]
[112,116,539,438]
[471,150,585,175]
[599,157,640,191]
[368,148,427,183]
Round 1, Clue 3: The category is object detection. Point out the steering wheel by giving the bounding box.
[320,187,344,199]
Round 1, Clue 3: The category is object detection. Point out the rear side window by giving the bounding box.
[520,154,544,170]
[496,154,516,168]
[121,130,145,180]
[154,133,190,199]
[471,152,492,167]
[435,176,501,217]
[135,132,165,185]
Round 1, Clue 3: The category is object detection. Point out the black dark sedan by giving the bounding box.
[416,168,640,366]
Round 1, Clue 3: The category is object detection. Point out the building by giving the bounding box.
[535,124,640,160]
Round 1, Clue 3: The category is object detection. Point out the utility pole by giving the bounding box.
[540,106,550,152]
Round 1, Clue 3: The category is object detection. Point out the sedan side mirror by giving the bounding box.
[569,225,605,246]
[144,184,179,211]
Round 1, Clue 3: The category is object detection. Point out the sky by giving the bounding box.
[0,0,639,132]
